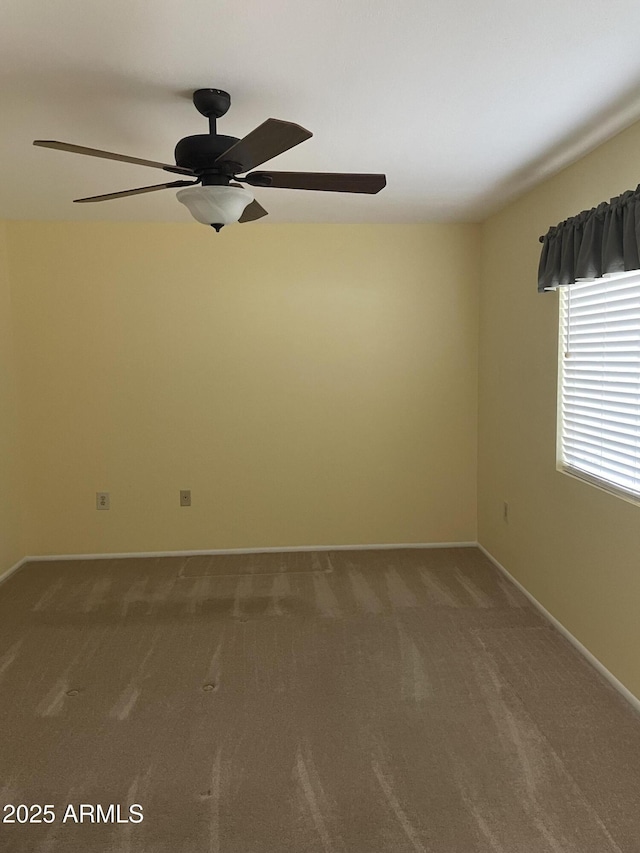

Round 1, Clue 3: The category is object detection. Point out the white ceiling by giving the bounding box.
[3,0,640,224]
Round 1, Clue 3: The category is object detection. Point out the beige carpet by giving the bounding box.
[1,547,639,852]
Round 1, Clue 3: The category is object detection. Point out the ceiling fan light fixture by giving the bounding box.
[176,184,254,227]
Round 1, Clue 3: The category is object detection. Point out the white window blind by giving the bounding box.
[559,272,640,501]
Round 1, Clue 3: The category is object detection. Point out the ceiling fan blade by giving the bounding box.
[239,199,269,223]
[242,171,386,193]
[73,180,198,203]
[33,140,194,176]
[215,119,312,172]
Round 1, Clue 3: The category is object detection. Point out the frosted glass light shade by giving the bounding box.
[176,185,253,225]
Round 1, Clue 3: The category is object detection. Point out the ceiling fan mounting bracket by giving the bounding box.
[192,89,231,120]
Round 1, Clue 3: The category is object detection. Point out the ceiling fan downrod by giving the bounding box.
[192,88,232,136]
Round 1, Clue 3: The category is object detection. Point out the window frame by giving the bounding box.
[556,271,640,507]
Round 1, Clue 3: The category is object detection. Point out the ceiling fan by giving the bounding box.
[33,88,387,231]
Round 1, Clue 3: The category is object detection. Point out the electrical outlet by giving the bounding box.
[503,501,509,523]
[180,489,191,507]
[96,492,110,511]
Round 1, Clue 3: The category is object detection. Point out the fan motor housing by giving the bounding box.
[174,134,240,174]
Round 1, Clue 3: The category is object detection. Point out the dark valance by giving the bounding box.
[537,185,640,292]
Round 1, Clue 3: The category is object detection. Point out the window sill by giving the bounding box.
[557,463,640,509]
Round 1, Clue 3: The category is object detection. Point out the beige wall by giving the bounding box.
[6,221,479,557]
[478,120,640,699]
[0,222,25,571]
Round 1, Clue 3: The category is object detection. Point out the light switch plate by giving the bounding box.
[180,489,191,507]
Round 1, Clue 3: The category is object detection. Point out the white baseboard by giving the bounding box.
[21,541,478,562]
[0,556,28,587]
[477,543,640,715]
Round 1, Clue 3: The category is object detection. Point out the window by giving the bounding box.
[558,272,640,502]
